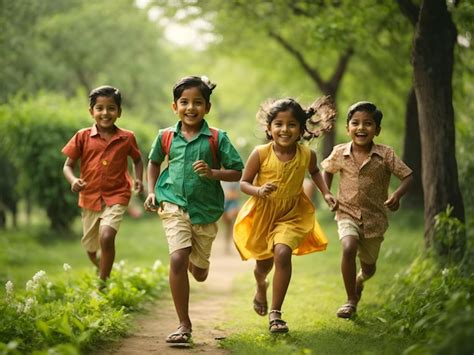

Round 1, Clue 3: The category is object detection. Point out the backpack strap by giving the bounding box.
[160,127,220,168]
[160,128,174,156]
[208,127,220,168]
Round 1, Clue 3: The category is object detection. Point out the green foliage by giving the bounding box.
[0,260,167,354]
[374,256,474,355]
[433,205,466,265]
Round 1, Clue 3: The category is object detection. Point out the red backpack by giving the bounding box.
[160,127,220,168]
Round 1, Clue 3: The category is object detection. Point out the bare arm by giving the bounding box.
[143,160,160,210]
[63,157,87,192]
[132,157,144,193]
[323,171,334,190]
[384,174,414,211]
[308,150,338,211]
[240,149,277,197]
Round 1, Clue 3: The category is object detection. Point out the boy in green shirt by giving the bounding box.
[144,76,243,346]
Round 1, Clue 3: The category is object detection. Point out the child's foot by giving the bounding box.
[268,310,289,333]
[336,301,357,319]
[166,325,193,347]
[253,279,269,316]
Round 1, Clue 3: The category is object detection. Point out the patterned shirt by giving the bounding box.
[321,142,412,238]
[148,120,244,224]
[62,124,142,211]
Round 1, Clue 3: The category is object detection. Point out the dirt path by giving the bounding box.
[96,234,253,354]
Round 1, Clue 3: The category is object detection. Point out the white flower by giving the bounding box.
[32,270,46,283]
[23,297,36,313]
[16,303,24,313]
[152,260,162,271]
[63,263,71,272]
[442,268,449,277]
[26,280,36,292]
[5,281,14,297]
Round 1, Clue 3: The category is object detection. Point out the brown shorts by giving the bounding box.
[81,204,127,252]
[158,202,217,269]
[337,219,383,264]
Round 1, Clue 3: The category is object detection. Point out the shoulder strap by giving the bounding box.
[257,143,272,165]
[160,128,174,156]
[208,127,220,168]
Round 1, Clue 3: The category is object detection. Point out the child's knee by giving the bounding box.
[170,249,190,273]
[273,244,292,267]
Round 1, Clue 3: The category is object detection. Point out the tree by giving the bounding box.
[397,0,465,257]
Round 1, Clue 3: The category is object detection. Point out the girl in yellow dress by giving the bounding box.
[234,97,338,333]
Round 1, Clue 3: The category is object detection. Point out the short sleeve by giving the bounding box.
[321,148,340,174]
[61,131,83,160]
[217,131,244,171]
[128,134,142,161]
[148,131,165,164]
[385,148,413,180]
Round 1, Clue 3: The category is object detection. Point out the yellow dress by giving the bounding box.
[234,142,328,260]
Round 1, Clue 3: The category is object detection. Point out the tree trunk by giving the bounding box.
[402,88,423,208]
[412,0,465,250]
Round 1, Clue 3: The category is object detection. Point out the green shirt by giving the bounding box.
[148,120,244,224]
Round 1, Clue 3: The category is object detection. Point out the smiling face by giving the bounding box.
[346,110,381,149]
[172,86,211,130]
[89,95,121,132]
[268,110,301,148]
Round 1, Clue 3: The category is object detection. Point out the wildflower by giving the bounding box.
[63,263,71,272]
[16,303,24,313]
[442,268,449,277]
[5,281,14,297]
[26,280,36,292]
[23,297,36,313]
[152,260,162,271]
[32,270,46,283]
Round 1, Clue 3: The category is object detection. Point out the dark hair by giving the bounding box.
[89,85,122,109]
[257,96,336,141]
[346,101,383,127]
[172,75,216,103]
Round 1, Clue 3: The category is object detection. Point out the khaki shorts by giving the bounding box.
[81,204,127,252]
[158,202,217,269]
[337,219,383,264]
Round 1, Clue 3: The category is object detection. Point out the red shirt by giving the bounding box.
[62,125,142,211]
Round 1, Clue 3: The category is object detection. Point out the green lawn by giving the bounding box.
[0,207,427,354]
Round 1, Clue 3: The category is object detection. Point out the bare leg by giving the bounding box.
[98,225,117,280]
[270,244,292,312]
[340,235,359,305]
[254,257,273,315]
[169,248,192,330]
[356,261,376,302]
[188,262,209,282]
[87,251,100,268]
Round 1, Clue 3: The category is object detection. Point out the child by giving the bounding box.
[321,101,413,319]
[221,181,241,254]
[62,85,144,283]
[233,97,338,334]
[144,76,244,345]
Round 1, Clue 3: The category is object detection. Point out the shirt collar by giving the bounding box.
[343,141,383,157]
[89,124,124,138]
[174,119,212,137]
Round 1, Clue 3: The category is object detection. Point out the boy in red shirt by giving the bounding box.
[62,85,143,283]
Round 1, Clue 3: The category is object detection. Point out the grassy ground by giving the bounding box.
[0,207,425,354]
[220,208,425,354]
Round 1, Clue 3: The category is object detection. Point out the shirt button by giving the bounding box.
[102,160,108,166]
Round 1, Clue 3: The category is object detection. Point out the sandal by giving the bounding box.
[268,310,289,333]
[253,279,269,316]
[166,325,193,347]
[336,302,357,319]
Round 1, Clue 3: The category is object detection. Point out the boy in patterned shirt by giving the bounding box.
[322,101,413,319]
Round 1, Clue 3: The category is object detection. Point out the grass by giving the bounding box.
[219,208,425,354]
[1,205,430,354]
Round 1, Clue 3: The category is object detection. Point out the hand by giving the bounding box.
[384,193,400,211]
[144,193,157,211]
[193,160,213,178]
[71,178,87,192]
[134,179,143,193]
[257,182,278,198]
[324,193,338,211]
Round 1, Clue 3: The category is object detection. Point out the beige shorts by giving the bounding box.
[158,202,217,269]
[337,219,383,264]
[81,204,127,252]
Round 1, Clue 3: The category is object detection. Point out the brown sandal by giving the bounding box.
[166,325,193,347]
[268,310,289,333]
